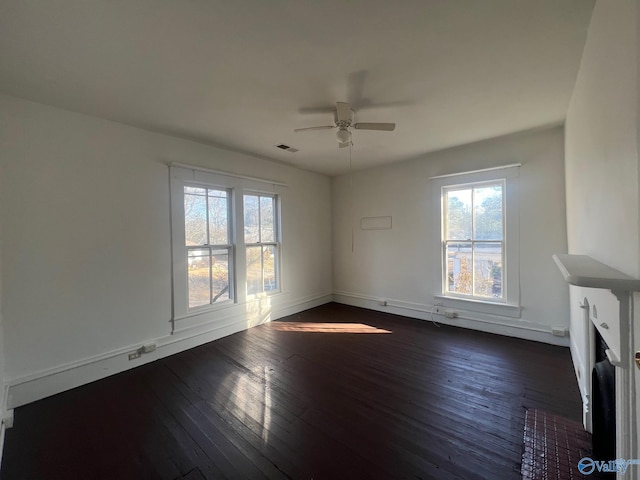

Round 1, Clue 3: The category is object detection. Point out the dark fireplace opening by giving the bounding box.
[591,331,616,465]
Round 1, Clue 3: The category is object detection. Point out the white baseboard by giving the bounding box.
[333,291,570,347]
[5,289,568,410]
[6,293,332,409]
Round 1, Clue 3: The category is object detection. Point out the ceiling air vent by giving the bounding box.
[275,144,299,153]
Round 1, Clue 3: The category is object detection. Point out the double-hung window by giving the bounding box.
[432,165,520,316]
[443,181,504,300]
[184,186,233,308]
[244,193,280,295]
[170,164,284,329]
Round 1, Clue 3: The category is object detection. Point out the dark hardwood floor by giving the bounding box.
[1,303,582,479]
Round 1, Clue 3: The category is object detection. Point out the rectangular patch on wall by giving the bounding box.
[360,216,392,230]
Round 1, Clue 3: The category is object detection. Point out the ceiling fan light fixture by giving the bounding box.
[336,128,351,144]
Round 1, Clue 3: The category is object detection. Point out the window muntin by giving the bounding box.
[244,193,279,295]
[184,186,233,309]
[443,180,505,301]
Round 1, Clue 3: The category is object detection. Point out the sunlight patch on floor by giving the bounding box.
[269,322,391,333]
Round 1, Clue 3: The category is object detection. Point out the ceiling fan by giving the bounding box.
[294,102,395,148]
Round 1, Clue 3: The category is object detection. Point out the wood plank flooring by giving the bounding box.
[0,303,582,479]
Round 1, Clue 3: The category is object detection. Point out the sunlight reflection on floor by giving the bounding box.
[215,367,273,445]
[269,322,392,333]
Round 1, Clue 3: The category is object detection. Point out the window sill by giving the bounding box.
[433,295,521,318]
[174,300,237,322]
[246,290,282,300]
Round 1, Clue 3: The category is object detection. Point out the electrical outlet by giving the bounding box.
[128,351,141,361]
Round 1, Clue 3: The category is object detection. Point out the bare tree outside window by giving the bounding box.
[184,186,232,308]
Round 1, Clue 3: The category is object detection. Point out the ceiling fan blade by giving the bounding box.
[353,122,396,131]
[294,125,335,132]
[336,102,352,123]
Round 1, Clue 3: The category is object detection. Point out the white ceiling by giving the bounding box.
[0,0,594,176]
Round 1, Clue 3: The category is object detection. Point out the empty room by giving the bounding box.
[0,1,639,479]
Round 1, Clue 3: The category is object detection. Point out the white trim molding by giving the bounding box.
[429,163,522,180]
[430,164,521,311]
[169,162,288,187]
[332,291,568,346]
[5,292,332,409]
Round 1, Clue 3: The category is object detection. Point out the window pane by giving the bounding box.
[445,189,471,240]
[184,188,207,245]
[474,185,503,240]
[211,249,230,302]
[188,249,211,308]
[473,243,503,299]
[208,190,229,245]
[246,245,262,295]
[244,195,260,243]
[263,245,278,292]
[446,242,473,295]
[260,196,275,242]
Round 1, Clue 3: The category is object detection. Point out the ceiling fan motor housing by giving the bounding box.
[335,108,355,129]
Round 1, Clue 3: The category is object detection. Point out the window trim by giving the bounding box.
[442,179,506,302]
[244,192,281,296]
[172,180,237,318]
[431,165,520,315]
[184,185,234,311]
[169,165,285,329]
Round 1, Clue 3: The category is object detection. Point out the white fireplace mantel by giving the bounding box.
[553,254,640,292]
[553,254,639,472]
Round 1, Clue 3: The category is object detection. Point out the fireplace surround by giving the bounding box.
[553,254,640,478]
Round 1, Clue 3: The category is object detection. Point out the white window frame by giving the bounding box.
[243,192,281,297]
[184,185,234,309]
[431,165,520,318]
[170,164,285,329]
[171,176,237,320]
[442,179,506,302]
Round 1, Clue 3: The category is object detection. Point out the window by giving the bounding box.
[431,165,520,316]
[244,193,280,295]
[184,186,233,308]
[443,181,504,301]
[170,164,285,327]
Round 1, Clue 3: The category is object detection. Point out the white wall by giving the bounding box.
[565,0,639,397]
[565,1,639,277]
[0,195,6,456]
[0,94,333,407]
[564,0,639,453]
[332,126,569,343]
